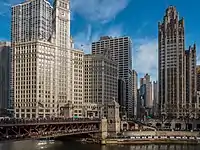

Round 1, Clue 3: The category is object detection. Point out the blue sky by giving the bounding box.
[0,0,200,81]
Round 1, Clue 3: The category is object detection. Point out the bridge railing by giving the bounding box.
[0,118,101,125]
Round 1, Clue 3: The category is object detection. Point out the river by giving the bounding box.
[0,140,200,150]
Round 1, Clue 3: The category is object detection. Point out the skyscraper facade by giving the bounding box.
[92,36,133,117]
[52,0,71,115]
[197,65,200,91]
[11,0,52,43]
[158,6,197,118]
[12,0,55,118]
[140,74,152,108]
[158,6,185,118]
[0,42,11,115]
[132,70,138,118]
[83,53,118,118]
[153,81,159,117]
[118,78,126,116]
[71,49,84,117]
[185,45,196,112]
[12,0,72,118]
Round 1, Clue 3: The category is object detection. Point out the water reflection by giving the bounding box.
[0,140,199,150]
[102,144,199,150]
[0,140,61,150]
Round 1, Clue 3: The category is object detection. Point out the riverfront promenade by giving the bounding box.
[101,130,200,145]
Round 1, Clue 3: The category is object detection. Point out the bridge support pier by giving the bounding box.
[100,118,108,139]
[107,100,121,137]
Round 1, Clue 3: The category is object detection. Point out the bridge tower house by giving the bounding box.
[60,102,73,118]
[107,99,121,137]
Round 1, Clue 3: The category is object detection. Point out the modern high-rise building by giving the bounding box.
[197,65,200,91]
[92,36,133,117]
[153,81,159,117]
[0,42,11,116]
[11,0,52,43]
[118,78,126,117]
[185,45,196,111]
[140,74,152,108]
[83,53,118,118]
[158,6,197,118]
[136,89,141,119]
[70,49,84,117]
[132,70,138,118]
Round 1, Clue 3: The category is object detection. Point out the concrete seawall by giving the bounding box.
[124,131,200,137]
[101,131,200,145]
[101,139,199,145]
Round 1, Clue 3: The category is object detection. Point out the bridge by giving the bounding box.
[0,118,101,141]
[0,101,156,141]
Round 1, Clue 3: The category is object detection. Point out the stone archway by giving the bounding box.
[156,123,161,128]
[197,124,200,130]
[147,123,152,126]
[186,123,192,130]
[123,123,128,131]
[164,123,171,129]
[129,123,135,130]
[175,123,181,130]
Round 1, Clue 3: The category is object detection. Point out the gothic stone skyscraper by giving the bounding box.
[158,6,186,118]
[158,6,197,118]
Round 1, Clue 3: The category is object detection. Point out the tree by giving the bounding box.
[181,104,197,130]
[160,103,175,128]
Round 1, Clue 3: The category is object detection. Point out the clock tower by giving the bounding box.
[52,0,72,116]
[52,0,70,48]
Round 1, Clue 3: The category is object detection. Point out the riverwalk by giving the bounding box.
[101,135,200,145]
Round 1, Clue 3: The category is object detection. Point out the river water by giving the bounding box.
[0,140,200,150]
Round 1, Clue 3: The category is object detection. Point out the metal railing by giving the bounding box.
[0,118,101,125]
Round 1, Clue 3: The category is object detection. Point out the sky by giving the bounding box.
[0,0,200,81]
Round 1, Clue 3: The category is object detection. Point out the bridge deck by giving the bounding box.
[0,118,101,141]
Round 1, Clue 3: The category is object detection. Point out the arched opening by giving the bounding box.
[164,123,171,129]
[147,123,152,126]
[129,123,135,130]
[123,123,128,131]
[156,123,161,128]
[196,124,200,130]
[186,123,192,130]
[175,123,181,130]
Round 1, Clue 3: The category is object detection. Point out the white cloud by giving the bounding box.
[197,56,200,65]
[71,0,131,23]
[133,38,158,81]
[1,0,130,22]
[73,24,123,53]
